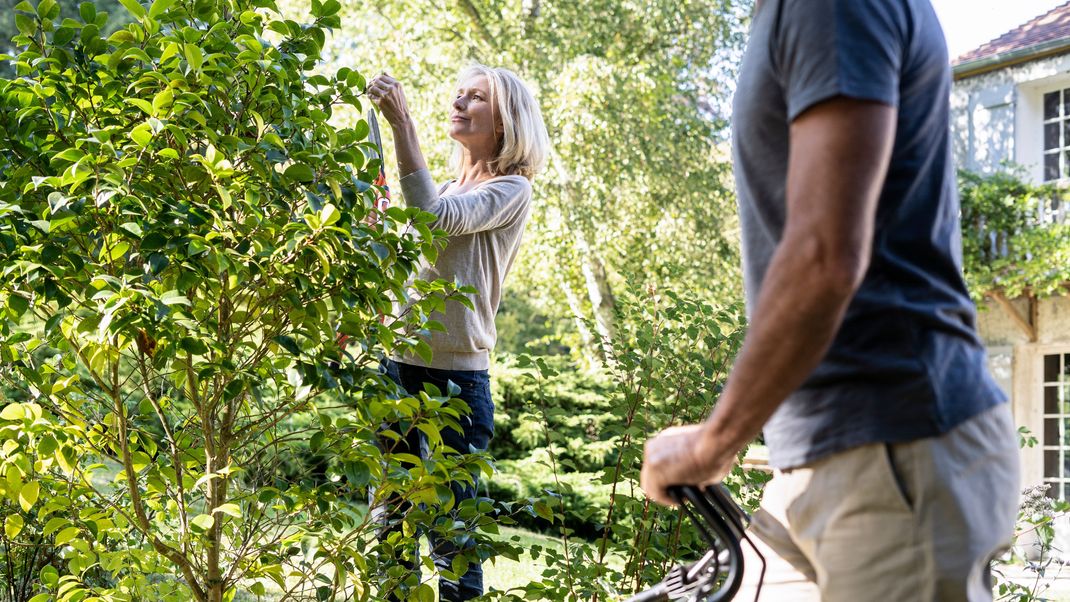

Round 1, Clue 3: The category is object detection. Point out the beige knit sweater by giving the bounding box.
[394,168,533,371]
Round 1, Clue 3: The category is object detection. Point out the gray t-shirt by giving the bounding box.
[733,0,1006,468]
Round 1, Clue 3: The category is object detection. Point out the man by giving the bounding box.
[640,0,1020,600]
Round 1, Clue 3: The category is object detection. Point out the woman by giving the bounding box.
[366,64,549,601]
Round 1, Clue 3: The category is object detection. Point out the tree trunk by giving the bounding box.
[559,274,595,355]
[574,235,616,355]
[582,252,615,345]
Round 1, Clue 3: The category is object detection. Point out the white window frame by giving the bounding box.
[1041,88,1070,182]
[1041,349,1070,499]
[1017,73,1070,184]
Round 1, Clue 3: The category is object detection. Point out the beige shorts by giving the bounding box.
[737,404,1020,602]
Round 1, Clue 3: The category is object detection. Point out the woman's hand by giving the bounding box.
[366,73,412,130]
[639,424,736,506]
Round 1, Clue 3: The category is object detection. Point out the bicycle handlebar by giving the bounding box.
[623,484,763,602]
[626,583,669,602]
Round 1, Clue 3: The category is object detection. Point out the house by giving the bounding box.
[950,3,1070,501]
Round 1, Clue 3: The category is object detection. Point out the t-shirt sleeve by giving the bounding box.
[399,168,532,236]
[775,0,907,122]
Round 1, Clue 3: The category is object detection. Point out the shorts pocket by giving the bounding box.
[882,443,915,513]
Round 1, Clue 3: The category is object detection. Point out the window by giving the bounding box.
[1042,89,1070,181]
[1042,352,1070,498]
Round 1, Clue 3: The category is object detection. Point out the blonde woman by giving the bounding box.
[366,64,549,601]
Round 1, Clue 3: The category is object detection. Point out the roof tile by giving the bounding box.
[953,1,1070,65]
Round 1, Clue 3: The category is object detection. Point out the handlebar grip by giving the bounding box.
[624,583,669,602]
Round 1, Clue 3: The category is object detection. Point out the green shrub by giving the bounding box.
[482,287,763,601]
[491,354,617,471]
[0,0,514,600]
[959,169,1070,299]
[487,452,613,538]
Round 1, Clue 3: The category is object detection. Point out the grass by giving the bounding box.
[483,525,564,595]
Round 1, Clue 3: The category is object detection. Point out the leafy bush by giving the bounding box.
[0,0,516,600]
[491,354,616,469]
[483,286,769,601]
[960,169,1070,299]
[486,452,614,538]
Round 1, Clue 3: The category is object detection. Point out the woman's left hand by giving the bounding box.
[366,73,412,129]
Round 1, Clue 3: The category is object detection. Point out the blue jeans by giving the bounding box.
[380,360,494,601]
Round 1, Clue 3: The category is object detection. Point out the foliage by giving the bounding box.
[0,0,131,72]
[960,170,1070,300]
[282,0,751,363]
[989,428,1068,601]
[0,0,519,600]
[992,486,1070,601]
[480,286,768,601]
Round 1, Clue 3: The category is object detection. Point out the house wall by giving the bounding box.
[978,296,1070,488]
[955,56,1070,493]
[951,53,1070,182]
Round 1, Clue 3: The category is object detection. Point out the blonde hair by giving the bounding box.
[450,64,550,180]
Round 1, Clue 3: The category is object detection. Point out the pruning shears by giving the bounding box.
[367,109,391,217]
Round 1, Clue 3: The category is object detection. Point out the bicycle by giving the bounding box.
[625,484,765,602]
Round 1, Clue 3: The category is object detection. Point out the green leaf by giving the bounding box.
[118,0,146,19]
[38,0,59,20]
[319,203,339,226]
[4,515,24,539]
[284,163,315,182]
[533,501,553,522]
[37,435,58,456]
[53,26,77,45]
[79,1,96,23]
[321,0,340,16]
[148,0,175,19]
[414,584,435,602]
[119,222,143,237]
[190,514,214,532]
[0,403,25,421]
[273,335,300,356]
[128,98,154,116]
[19,481,39,512]
[343,461,370,487]
[213,503,242,518]
[184,43,203,71]
[147,253,169,275]
[370,242,390,263]
[14,13,35,36]
[106,241,130,262]
[263,132,285,149]
[179,337,208,355]
[140,231,167,250]
[414,340,433,365]
[7,295,29,318]
[152,88,173,114]
[130,123,153,147]
[54,526,80,546]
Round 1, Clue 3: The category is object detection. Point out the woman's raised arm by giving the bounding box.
[366,73,428,178]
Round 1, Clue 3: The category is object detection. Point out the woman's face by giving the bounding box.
[449,75,501,148]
